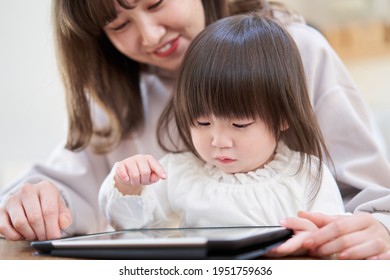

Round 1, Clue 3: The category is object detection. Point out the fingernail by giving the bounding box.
[60,216,71,229]
[121,175,129,182]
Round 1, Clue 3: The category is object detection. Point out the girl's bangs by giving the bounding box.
[187,70,260,122]
[182,32,268,123]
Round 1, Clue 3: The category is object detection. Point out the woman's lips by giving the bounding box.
[154,37,180,58]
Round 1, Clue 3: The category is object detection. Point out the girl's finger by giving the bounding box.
[115,162,130,182]
[146,156,167,180]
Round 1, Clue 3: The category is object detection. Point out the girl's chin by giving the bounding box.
[218,166,241,174]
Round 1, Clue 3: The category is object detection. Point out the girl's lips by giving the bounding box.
[154,37,180,58]
[216,157,236,164]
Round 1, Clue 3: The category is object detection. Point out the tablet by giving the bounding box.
[31,226,293,260]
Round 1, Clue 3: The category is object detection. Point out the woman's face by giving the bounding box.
[104,0,206,72]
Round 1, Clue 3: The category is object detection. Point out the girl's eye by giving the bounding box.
[148,0,163,10]
[233,122,253,128]
[196,121,210,127]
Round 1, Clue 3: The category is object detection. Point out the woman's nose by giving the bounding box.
[138,18,166,47]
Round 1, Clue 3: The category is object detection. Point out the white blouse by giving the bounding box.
[99,143,345,230]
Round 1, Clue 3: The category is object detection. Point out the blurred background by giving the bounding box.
[0,0,390,189]
[279,0,390,150]
[0,0,66,188]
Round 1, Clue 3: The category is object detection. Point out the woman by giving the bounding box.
[0,0,389,259]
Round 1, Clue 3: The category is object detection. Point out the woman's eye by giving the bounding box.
[148,0,163,10]
[111,21,129,31]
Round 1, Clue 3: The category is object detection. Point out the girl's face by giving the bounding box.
[103,0,206,72]
[190,115,277,174]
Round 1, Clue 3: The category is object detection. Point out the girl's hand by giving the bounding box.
[0,181,72,241]
[114,154,167,195]
[298,211,390,259]
[264,217,318,258]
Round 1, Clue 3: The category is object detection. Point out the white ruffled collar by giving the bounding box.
[202,142,298,184]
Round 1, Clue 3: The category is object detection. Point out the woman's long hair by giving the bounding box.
[52,0,292,153]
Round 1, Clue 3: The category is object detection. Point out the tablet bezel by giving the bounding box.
[31,225,293,252]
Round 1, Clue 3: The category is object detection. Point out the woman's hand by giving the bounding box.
[0,181,72,241]
[265,217,318,258]
[296,211,390,259]
[114,154,167,195]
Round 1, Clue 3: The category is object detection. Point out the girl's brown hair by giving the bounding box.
[52,0,286,154]
[158,12,330,193]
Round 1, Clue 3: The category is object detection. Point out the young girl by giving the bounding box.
[1,0,389,259]
[99,14,345,256]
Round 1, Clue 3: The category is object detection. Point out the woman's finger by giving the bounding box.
[6,195,37,240]
[0,209,24,240]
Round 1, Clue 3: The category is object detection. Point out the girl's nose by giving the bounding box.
[211,133,233,148]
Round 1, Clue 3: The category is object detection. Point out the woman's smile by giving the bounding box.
[154,36,180,57]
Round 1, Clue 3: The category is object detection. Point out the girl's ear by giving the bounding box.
[280,120,289,131]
